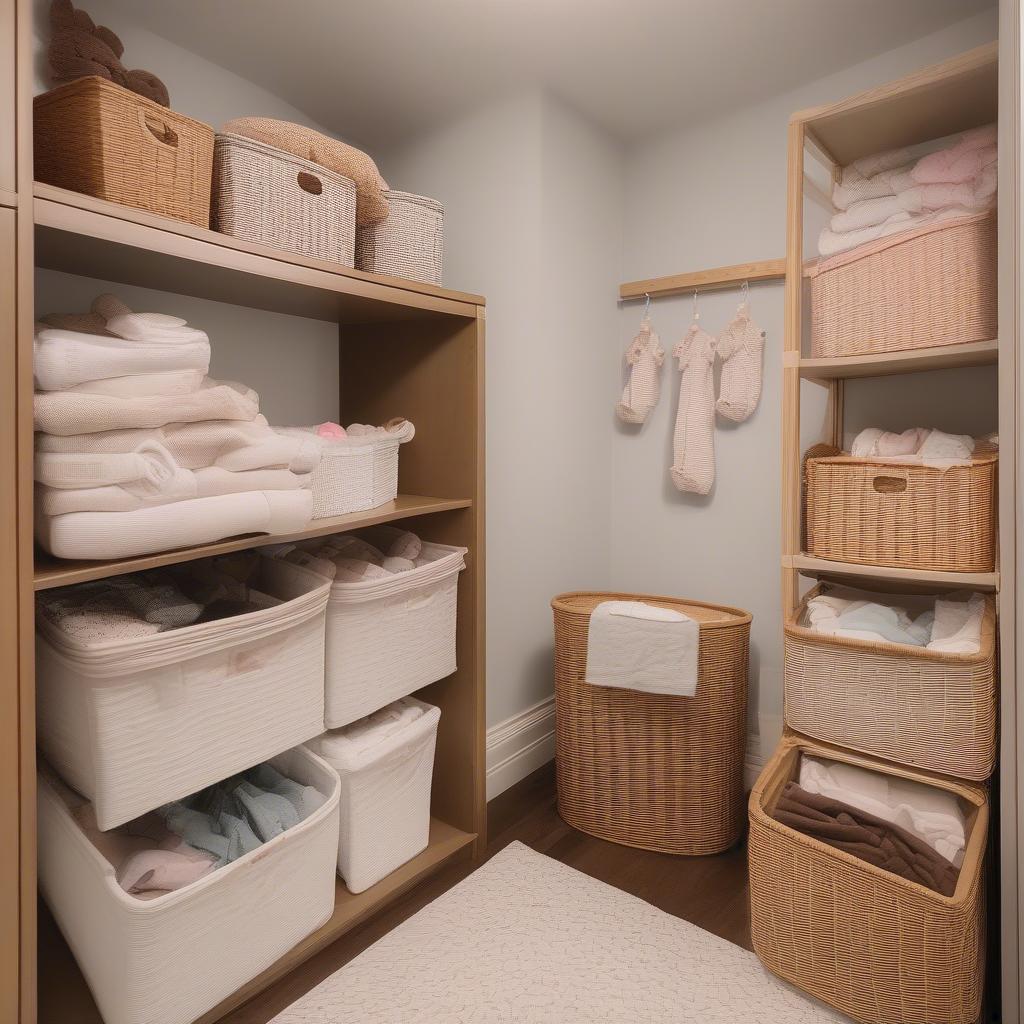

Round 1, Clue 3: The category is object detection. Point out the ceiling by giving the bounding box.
[105,0,995,149]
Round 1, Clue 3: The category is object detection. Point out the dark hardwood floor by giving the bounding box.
[220,759,752,1024]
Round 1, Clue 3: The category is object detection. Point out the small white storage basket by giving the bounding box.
[37,745,340,1024]
[324,541,466,727]
[312,697,440,893]
[36,557,331,830]
[279,421,414,519]
[212,132,357,266]
[355,189,444,284]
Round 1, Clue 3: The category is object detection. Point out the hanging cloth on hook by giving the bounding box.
[716,292,765,424]
[616,311,664,425]
[670,318,716,495]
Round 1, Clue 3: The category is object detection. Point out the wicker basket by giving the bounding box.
[551,591,751,856]
[355,190,443,285]
[803,443,997,572]
[807,211,997,358]
[784,583,997,780]
[749,734,987,1024]
[34,77,213,227]
[212,133,356,266]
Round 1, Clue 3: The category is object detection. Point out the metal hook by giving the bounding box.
[692,289,700,322]
[741,280,749,303]
[643,292,651,320]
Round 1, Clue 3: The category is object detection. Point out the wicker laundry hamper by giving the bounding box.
[749,734,987,1024]
[804,442,997,572]
[34,76,214,227]
[806,211,997,358]
[551,592,751,856]
[212,133,357,265]
[355,190,444,285]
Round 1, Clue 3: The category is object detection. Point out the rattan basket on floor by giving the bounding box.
[212,133,357,266]
[355,190,444,284]
[749,734,987,1024]
[551,592,751,856]
[806,211,997,358]
[804,443,997,572]
[785,583,997,780]
[34,76,214,227]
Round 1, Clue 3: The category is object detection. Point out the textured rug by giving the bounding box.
[272,841,847,1023]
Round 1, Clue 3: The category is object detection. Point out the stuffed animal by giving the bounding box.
[48,0,170,107]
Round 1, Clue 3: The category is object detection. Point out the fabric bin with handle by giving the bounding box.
[803,442,997,573]
[36,556,331,830]
[34,76,214,227]
[324,540,466,728]
[37,745,340,1024]
[310,696,440,893]
[355,189,444,285]
[212,132,357,266]
[806,211,996,359]
[749,734,986,1024]
[785,583,997,780]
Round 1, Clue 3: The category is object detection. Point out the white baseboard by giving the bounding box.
[745,732,765,790]
[486,696,556,800]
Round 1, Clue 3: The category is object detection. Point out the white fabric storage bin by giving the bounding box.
[278,421,414,519]
[324,542,466,727]
[312,697,440,893]
[36,556,331,830]
[37,745,340,1024]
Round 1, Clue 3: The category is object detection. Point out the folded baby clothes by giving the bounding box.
[850,426,975,466]
[585,600,699,697]
[799,755,967,865]
[62,369,207,398]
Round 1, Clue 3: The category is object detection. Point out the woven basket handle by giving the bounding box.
[297,171,323,196]
[138,110,178,148]
[871,469,909,494]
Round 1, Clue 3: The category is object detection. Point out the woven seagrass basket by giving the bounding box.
[355,190,443,285]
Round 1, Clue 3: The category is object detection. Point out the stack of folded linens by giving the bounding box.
[34,294,320,559]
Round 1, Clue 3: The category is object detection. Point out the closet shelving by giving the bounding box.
[2,3,487,1016]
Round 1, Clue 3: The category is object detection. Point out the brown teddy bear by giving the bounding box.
[48,0,170,107]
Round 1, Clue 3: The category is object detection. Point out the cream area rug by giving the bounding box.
[273,841,847,1023]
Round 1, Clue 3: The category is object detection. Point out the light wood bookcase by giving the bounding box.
[2,2,486,1019]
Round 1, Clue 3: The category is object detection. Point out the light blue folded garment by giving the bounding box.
[249,763,326,820]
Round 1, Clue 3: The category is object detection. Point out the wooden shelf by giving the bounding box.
[33,183,484,324]
[38,818,476,1024]
[620,257,785,301]
[33,494,472,590]
[787,554,999,591]
[799,339,999,380]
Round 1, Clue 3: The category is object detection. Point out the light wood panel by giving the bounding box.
[620,258,785,301]
[787,553,999,591]
[34,185,482,324]
[800,339,1000,379]
[0,0,13,196]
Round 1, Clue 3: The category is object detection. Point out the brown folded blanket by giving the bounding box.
[773,782,960,896]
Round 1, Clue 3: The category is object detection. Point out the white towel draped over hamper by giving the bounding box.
[324,542,467,727]
[310,697,441,893]
[36,557,331,829]
[37,745,340,1024]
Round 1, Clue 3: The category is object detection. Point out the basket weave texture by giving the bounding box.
[551,591,751,856]
[212,133,356,266]
[807,211,997,358]
[749,734,987,1024]
[784,583,997,780]
[803,443,997,572]
[34,76,213,227]
[355,190,444,285]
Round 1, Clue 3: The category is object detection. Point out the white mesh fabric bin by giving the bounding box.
[212,132,357,266]
[324,541,466,727]
[36,556,331,830]
[311,697,440,893]
[355,189,444,285]
[37,745,340,1024]
[278,420,414,519]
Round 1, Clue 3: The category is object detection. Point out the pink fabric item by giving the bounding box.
[316,422,347,440]
[912,125,997,185]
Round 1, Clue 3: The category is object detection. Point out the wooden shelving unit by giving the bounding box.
[2,4,487,1018]
[796,338,999,379]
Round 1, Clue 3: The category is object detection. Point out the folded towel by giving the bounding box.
[912,124,997,184]
[832,163,916,211]
[818,204,978,258]
[61,369,206,398]
[585,600,699,697]
[930,593,986,654]
[315,698,427,762]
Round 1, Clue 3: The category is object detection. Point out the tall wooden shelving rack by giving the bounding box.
[1,1,486,1020]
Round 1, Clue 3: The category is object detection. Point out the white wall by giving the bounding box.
[613,8,1000,759]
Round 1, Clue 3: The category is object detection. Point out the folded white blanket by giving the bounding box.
[36,489,313,560]
[60,370,206,398]
[35,441,184,489]
[34,378,260,436]
[314,698,426,762]
[850,427,975,466]
[832,164,915,211]
[930,594,986,654]
[585,600,699,697]
[800,755,967,865]
[819,204,977,258]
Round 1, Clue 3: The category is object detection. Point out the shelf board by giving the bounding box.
[787,553,999,591]
[34,494,472,589]
[33,183,483,324]
[799,339,999,380]
[38,818,476,1024]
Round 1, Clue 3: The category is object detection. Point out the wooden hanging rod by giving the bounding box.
[619,258,786,301]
